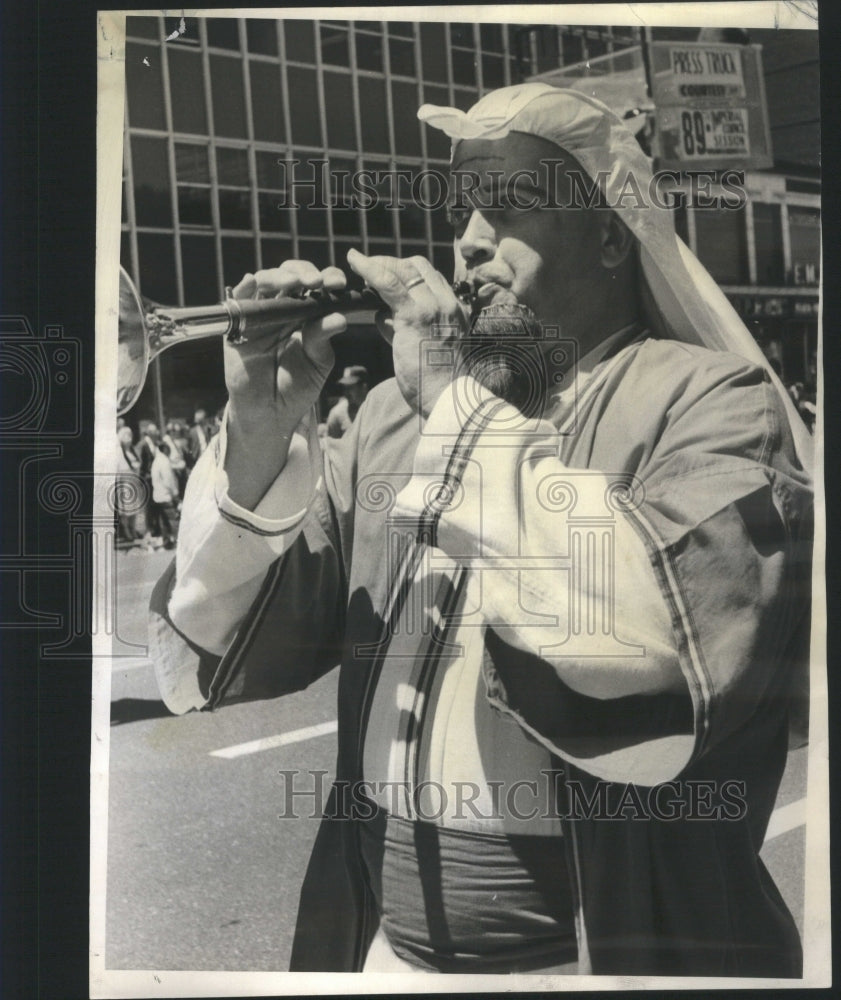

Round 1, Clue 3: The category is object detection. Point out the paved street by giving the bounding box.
[103,547,808,972]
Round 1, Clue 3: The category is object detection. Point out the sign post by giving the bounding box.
[650,42,772,171]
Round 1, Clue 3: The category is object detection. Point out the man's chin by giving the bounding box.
[458,303,549,418]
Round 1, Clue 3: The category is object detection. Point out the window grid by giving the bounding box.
[124,18,649,295]
[238,16,263,274]
[159,37,186,306]
[126,19,819,301]
[197,18,227,300]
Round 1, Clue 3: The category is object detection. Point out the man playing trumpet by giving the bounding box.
[152,84,813,977]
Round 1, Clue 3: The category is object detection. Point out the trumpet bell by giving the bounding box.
[118,267,150,415]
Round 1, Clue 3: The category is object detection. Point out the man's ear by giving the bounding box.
[598,212,635,268]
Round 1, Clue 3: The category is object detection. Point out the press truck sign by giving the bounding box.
[650,42,773,171]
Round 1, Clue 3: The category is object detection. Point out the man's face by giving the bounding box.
[194,410,206,424]
[346,382,367,406]
[449,133,604,329]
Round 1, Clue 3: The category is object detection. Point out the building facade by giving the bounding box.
[119,16,820,425]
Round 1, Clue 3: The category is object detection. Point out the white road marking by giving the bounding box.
[764,797,807,842]
[210,720,339,759]
[206,734,807,845]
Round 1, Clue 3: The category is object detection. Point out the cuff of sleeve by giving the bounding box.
[213,407,317,538]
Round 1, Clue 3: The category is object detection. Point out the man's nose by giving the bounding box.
[457,209,496,265]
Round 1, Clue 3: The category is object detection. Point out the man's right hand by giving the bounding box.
[223,261,348,510]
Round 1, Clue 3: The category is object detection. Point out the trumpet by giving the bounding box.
[117,266,477,414]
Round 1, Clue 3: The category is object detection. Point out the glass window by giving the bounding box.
[389,38,415,77]
[753,202,784,286]
[332,242,363,281]
[257,191,290,232]
[450,23,474,47]
[586,35,608,59]
[131,136,172,227]
[355,31,384,73]
[137,233,177,303]
[246,19,278,56]
[283,20,315,63]
[432,243,454,276]
[453,88,476,112]
[206,18,241,51]
[362,160,395,239]
[420,24,448,83]
[287,67,321,147]
[562,33,584,66]
[788,207,821,284]
[163,16,198,45]
[357,77,389,154]
[167,48,207,134]
[320,23,350,66]
[296,204,329,237]
[127,16,159,40]
[297,240,331,270]
[355,22,382,34]
[181,235,219,304]
[424,83,449,106]
[365,201,394,240]
[177,187,213,227]
[323,71,356,150]
[291,156,326,209]
[216,147,249,186]
[430,202,452,241]
[210,55,247,138]
[218,189,252,230]
[368,238,396,257]
[397,166,427,239]
[256,151,286,190]
[480,23,504,53]
[388,22,414,38]
[260,237,294,268]
[481,54,505,89]
[249,61,284,143]
[391,82,421,158]
[222,236,256,288]
[126,43,166,130]
[331,202,362,237]
[329,156,358,194]
[451,49,476,88]
[175,143,210,184]
[694,206,748,284]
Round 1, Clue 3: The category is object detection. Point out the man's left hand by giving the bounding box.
[347,249,470,418]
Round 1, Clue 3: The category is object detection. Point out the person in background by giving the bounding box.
[187,408,213,468]
[150,441,181,550]
[137,420,162,542]
[115,425,141,546]
[163,418,189,497]
[326,365,369,439]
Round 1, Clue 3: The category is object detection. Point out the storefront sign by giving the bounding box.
[792,261,820,286]
[651,42,772,172]
[728,293,819,320]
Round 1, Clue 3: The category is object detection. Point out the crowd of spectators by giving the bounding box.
[114,407,222,551]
